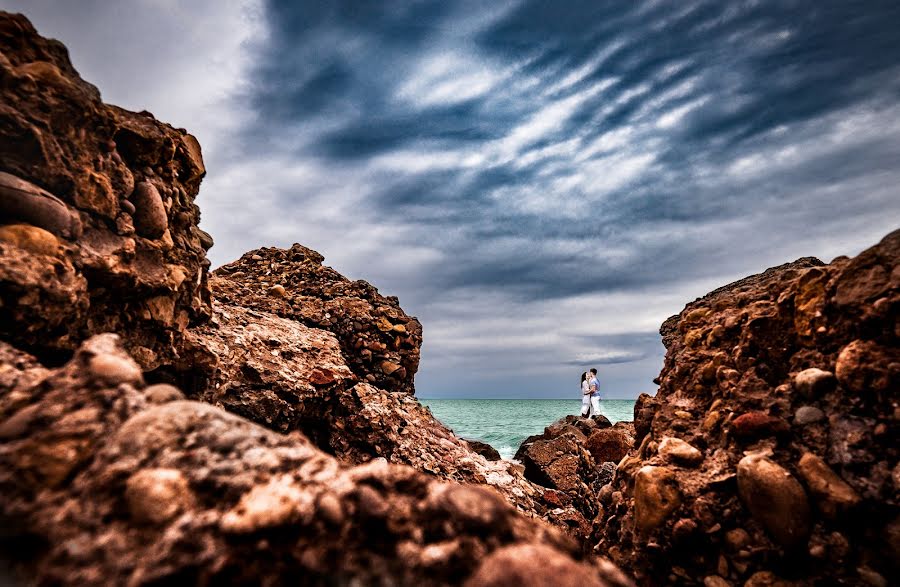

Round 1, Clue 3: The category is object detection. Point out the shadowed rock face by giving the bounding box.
[213,244,422,395]
[0,335,633,586]
[0,11,212,369]
[595,230,899,586]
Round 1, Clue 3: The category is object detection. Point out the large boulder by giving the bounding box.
[0,335,633,586]
[0,12,212,369]
[212,244,422,394]
[594,230,900,585]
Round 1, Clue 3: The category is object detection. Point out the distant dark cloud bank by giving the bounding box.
[7,0,900,397]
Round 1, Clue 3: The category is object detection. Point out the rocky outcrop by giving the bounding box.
[212,244,422,394]
[0,12,637,584]
[514,415,626,526]
[0,12,212,370]
[595,231,899,585]
[0,335,633,586]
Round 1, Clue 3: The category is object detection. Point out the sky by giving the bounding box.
[4,1,900,399]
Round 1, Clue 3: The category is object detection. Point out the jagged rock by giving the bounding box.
[0,335,631,585]
[594,230,900,585]
[0,12,211,368]
[466,439,502,461]
[584,428,631,464]
[212,244,422,394]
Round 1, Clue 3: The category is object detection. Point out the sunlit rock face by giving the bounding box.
[0,11,212,369]
[594,230,899,586]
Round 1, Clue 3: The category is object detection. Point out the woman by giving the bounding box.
[580,371,591,417]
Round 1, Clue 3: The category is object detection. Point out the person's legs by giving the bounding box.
[580,394,591,417]
[591,395,602,416]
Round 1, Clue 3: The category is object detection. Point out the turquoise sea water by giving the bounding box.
[420,399,636,460]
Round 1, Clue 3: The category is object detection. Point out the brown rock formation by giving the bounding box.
[0,335,633,586]
[595,230,899,585]
[0,12,636,584]
[0,12,212,369]
[212,244,422,394]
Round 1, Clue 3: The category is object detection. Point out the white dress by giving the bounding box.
[580,379,591,416]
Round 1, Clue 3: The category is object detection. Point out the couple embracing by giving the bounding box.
[580,368,602,417]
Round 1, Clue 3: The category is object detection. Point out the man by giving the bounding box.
[588,368,602,416]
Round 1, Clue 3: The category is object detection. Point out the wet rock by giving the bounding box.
[793,368,837,398]
[657,436,702,467]
[130,181,167,239]
[793,406,825,425]
[796,452,860,519]
[737,454,811,549]
[585,428,631,464]
[634,466,681,533]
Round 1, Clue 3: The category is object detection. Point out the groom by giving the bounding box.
[588,368,602,416]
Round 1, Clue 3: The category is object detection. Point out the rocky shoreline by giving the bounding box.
[0,11,897,586]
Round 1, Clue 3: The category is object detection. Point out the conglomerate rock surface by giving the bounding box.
[212,244,422,395]
[0,335,633,586]
[0,12,212,369]
[594,230,899,585]
[0,12,634,585]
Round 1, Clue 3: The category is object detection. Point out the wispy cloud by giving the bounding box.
[12,0,900,398]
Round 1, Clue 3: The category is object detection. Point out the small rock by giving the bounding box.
[0,223,61,257]
[796,452,860,519]
[143,383,184,404]
[268,284,286,297]
[466,439,502,461]
[731,412,790,440]
[381,361,402,376]
[0,171,81,238]
[634,466,681,533]
[793,406,825,425]
[856,567,888,587]
[725,527,751,551]
[88,352,143,386]
[658,436,703,467]
[737,453,811,549]
[793,368,837,397]
[744,571,791,587]
[130,182,167,239]
[464,544,615,587]
[119,198,136,215]
[703,576,730,587]
[221,474,312,533]
[316,493,344,525]
[835,340,893,393]
[125,468,194,524]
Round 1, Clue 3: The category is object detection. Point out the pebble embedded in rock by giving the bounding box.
[737,453,811,549]
[125,468,194,524]
[268,284,286,297]
[793,368,837,398]
[119,198,135,215]
[221,474,312,533]
[796,452,860,519]
[0,171,81,238]
[0,223,61,257]
[731,412,790,439]
[130,181,168,239]
[143,383,185,404]
[657,436,703,467]
[793,406,825,425]
[634,466,682,533]
[88,352,144,386]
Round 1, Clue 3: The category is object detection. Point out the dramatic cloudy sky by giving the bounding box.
[6,1,900,398]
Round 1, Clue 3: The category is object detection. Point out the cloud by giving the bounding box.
[10,0,900,399]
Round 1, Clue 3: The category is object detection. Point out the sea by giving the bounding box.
[420,399,637,460]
